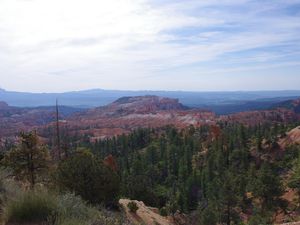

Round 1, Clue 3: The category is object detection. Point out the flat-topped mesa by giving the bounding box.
[108,95,187,113]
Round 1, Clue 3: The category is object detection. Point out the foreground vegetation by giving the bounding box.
[0,133,129,225]
[0,176,130,225]
[1,121,300,224]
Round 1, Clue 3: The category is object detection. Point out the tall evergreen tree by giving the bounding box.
[3,132,50,188]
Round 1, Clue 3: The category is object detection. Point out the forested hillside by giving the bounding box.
[2,122,299,224]
[1,96,300,224]
[74,122,300,224]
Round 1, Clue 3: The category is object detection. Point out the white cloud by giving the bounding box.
[0,0,299,92]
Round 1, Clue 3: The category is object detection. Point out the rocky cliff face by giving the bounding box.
[279,126,300,148]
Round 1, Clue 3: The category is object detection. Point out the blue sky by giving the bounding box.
[0,0,299,92]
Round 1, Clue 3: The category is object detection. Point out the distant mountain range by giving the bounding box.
[1,88,300,114]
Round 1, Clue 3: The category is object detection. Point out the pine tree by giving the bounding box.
[288,152,300,206]
[3,132,50,188]
[251,162,286,217]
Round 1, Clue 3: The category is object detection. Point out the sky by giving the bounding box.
[0,0,300,93]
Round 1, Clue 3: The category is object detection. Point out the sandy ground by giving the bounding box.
[119,199,173,225]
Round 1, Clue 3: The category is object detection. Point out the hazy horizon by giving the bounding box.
[2,87,300,94]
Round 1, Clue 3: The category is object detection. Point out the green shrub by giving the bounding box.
[55,192,99,222]
[0,170,126,225]
[3,190,56,223]
[0,169,16,205]
[159,207,168,216]
[248,213,270,225]
[127,201,138,213]
[198,204,218,225]
[54,149,120,205]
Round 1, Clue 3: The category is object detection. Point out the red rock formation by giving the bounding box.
[1,96,300,142]
[279,126,300,148]
[66,96,216,140]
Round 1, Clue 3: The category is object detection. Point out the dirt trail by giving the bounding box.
[119,199,173,225]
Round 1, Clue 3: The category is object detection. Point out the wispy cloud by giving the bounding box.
[0,0,299,92]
